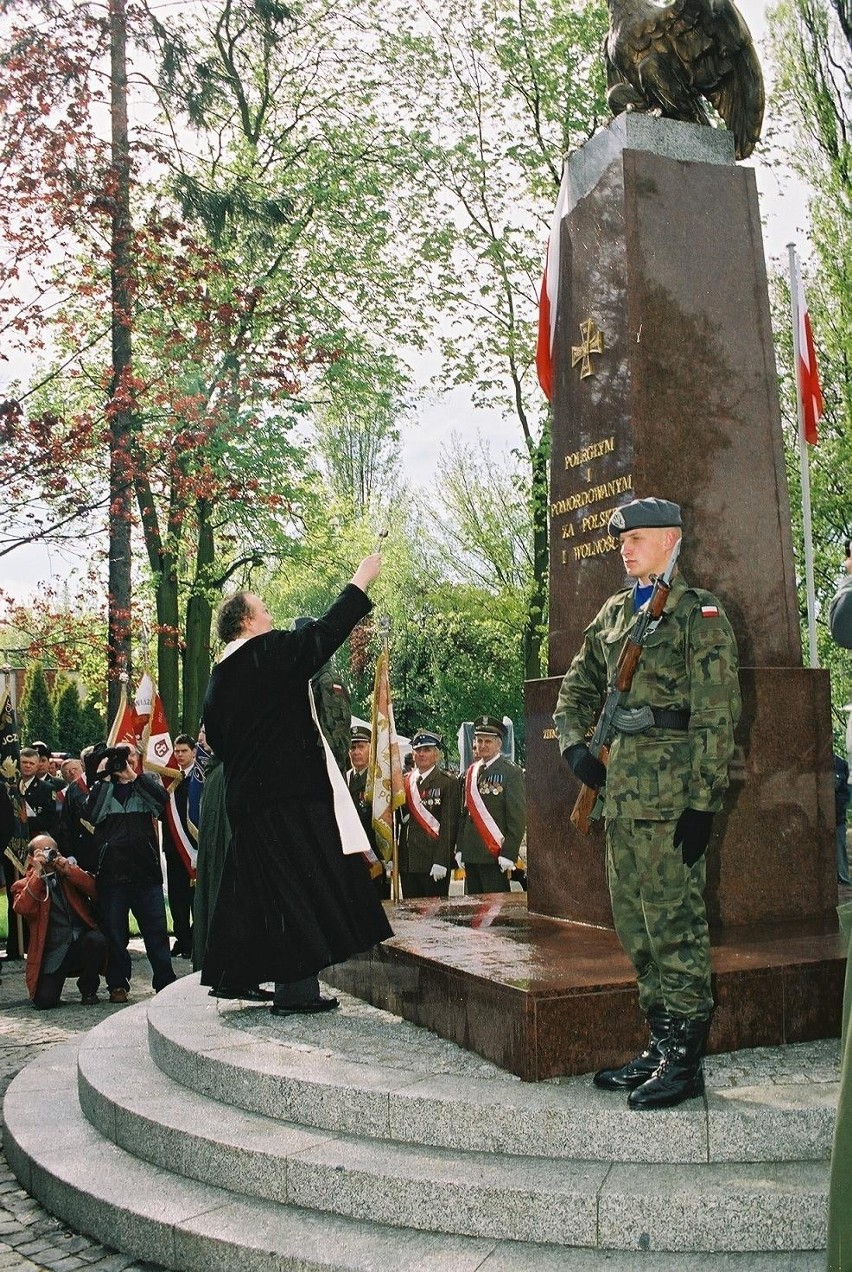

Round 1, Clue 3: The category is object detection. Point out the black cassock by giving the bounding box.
[201,584,392,988]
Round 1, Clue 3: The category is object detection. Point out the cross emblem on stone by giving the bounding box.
[571,319,604,379]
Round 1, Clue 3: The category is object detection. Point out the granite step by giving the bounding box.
[147,974,839,1165]
[75,1005,830,1251]
[3,1038,827,1271]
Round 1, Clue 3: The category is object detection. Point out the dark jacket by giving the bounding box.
[400,766,461,873]
[204,584,372,820]
[84,773,167,885]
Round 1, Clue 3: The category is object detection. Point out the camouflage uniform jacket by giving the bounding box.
[553,573,741,821]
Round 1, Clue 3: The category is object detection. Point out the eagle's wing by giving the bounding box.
[702,0,765,158]
[661,0,764,157]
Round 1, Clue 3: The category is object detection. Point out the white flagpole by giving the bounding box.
[788,242,818,669]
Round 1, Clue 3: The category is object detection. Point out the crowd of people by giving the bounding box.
[0,553,530,1019]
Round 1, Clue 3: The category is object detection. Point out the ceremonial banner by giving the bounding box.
[135,672,180,778]
[106,683,143,773]
[0,691,20,785]
[366,650,405,857]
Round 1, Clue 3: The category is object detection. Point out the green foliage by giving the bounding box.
[767,0,852,744]
[54,681,85,756]
[20,663,54,749]
[79,694,107,748]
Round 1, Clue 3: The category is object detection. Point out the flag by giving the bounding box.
[186,735,212,839]
[135,671,180,778]
[106,682,143,773]
[535,161,570,402]
[365,650,405,856]
[793,255,824,446]
[0,691,20,785]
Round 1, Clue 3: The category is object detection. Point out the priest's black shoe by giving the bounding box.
[593,1007,672,1090]
[628,1014,710,1110]
[270,996,339,1017]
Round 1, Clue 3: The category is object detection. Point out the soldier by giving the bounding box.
[554,497,741,1110]
[457,717,526,895]
[346,724,389,897]
[399,730,461,898]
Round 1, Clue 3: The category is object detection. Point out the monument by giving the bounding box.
[327,45,845,1081]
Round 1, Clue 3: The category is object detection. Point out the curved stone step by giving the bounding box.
[147,975,839,1166]
[3,1038,828,1269]
[76,1004,831,1252]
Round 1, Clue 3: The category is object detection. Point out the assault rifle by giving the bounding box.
[570,538,681,834]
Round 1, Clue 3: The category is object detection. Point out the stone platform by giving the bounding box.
[2,974,837,1269]
[323,894,846,1081]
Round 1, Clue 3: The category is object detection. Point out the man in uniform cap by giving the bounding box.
[456,716,526,895]
[554,496,740,1109]
[346,725,388,897]
[398,730,460,898]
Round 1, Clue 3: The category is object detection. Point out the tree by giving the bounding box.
[0,0,429,729]
[767,0,852,737]
[54,681,85,756]
[20,663,54,748]
[80,694,106,748]
[372,0,609,678]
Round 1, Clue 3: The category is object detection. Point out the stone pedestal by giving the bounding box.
[530,114,836,931]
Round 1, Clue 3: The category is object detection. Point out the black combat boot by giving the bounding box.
[593,1007,673,1091]
[627,1014,711,1109]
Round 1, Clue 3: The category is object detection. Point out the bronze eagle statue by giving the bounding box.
[604,0,765,159]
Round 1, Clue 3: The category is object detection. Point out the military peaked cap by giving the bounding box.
[473,716,507,739]
[608,498,682,536]
[411,730,442,750]
[30,741,51,758]
[350,724,371,743]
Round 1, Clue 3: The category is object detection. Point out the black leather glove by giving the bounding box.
[673,808,714,867]
[564,742,607,790]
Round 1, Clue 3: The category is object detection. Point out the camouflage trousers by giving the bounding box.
[605,816,713,1019]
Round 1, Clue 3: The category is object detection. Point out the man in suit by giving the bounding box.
[456,717,526,894]
[161,733,197,958]
[399,730,460,898]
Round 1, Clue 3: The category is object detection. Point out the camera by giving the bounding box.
[43,847,59,864]
[104,744,132,777]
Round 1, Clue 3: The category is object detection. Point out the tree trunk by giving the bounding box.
[107,0,133,721]
[525,419,551,682]
[183,499,214,732]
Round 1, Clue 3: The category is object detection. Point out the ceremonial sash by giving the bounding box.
[464,761,504,858]
[307,684,378,865]
[166,782,197,880]
[405,770,441,840]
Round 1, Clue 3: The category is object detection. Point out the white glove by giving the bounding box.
[429,863,448,882]
[384,861,393,877]
[497,856,515,874]
[454,852,463,868]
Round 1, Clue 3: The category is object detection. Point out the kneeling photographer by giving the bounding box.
[12,834,107,1009]
[84,744,176,1002]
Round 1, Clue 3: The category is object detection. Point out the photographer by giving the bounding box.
[84,745,176,1002]
[11,834,106,1009]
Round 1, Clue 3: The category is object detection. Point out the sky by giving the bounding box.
[0,0,813,605]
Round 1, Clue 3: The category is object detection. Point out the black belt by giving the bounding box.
[611,705,691,734]
[650,708,690,730]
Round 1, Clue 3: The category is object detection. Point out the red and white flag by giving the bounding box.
[135,672,180,778]
[106,683,143,773]
[793,258,824,446]
[535,162,570,402]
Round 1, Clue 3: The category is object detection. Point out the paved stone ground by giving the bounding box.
[0,940,194,1272]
